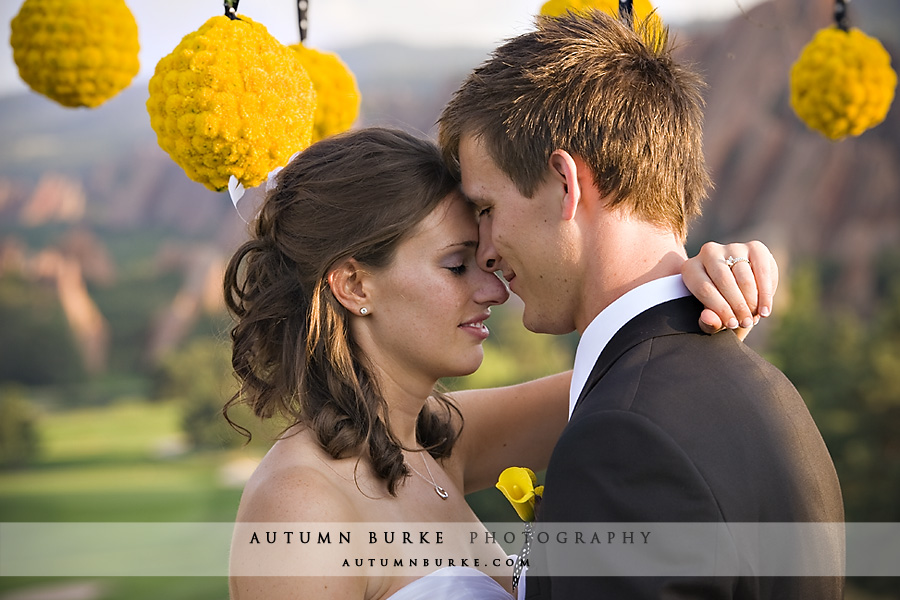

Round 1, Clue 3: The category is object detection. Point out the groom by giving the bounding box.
[439,9,844,599]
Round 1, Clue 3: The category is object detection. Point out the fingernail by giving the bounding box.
[760,306,770,317]
[726,318,739,329]
[741,317,754,329]
[754,315,760,326]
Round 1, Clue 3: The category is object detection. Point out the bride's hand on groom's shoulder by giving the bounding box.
[682,240,779,338]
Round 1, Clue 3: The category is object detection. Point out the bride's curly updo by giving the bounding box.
[223,128,463,494]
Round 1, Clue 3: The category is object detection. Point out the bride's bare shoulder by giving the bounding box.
[236,429,360,523]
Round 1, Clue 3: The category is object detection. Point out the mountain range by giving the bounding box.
[0,0,897,374]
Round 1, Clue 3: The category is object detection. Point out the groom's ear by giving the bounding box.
[549,150,581,221]
[328,258,371,314]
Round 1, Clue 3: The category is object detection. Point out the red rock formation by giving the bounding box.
[54,255,110,374]
[29,248,110,373]
[18,174,86,226]
[146,245,226,364]
[57,228,117,285]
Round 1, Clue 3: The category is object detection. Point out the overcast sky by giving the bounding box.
[1,0,766,97]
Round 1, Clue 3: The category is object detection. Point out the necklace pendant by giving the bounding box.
[435,485,449,499]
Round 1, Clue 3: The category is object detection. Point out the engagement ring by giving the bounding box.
[725,256,751,269]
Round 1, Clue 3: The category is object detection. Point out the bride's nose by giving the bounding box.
[475,269,510,306]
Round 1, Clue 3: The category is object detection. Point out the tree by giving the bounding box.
[0,275,84,386]
[157,337,244,450]
[766,264,900,595]
[0,386,41,468]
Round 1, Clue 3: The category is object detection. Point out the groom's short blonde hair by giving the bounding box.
[438,10,711,239]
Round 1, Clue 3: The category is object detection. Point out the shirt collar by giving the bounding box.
[568,274,692,419]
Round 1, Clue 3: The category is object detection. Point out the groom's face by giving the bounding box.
[458,134,581,336]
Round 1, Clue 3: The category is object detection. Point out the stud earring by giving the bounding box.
[359,307,369,315]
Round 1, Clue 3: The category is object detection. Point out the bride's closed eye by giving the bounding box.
[447,264,468,275]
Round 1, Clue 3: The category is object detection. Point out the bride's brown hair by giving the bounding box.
[223,128,463,495]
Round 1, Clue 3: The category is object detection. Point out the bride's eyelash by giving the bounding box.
[447,265,467,275]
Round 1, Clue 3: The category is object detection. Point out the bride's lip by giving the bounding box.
[459,312,492,340]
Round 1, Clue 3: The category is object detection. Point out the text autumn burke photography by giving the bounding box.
[244,528,651,546]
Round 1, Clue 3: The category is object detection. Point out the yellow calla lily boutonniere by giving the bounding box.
[496,467,544,522]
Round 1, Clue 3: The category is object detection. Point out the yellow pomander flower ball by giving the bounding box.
[540,0,659,24]
[289,44,361,143]
[790,27,897,140]
[10,0,140,108]
[146,15,316,192]
[540,0,663,48]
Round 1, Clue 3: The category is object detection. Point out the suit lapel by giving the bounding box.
[571,296,706,415]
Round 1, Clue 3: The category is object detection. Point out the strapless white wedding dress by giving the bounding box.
[387,566,514,599]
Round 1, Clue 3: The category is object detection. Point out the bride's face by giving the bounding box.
[357,192,510,387]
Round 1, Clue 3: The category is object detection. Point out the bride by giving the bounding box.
[224,128,775,600]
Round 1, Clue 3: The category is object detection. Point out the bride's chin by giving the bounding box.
[444,352,485,379]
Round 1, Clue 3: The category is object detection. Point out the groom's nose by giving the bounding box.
[477,216,503,273]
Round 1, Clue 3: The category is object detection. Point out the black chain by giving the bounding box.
[619,0,634,30]
[298,0,309,42]
[834,0,850,32]
[224,0,240,20]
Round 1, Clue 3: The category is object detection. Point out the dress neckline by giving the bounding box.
[386,566,511,599]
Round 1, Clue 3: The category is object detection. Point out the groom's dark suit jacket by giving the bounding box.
[525,296,844,599]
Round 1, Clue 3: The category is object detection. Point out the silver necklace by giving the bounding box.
[407,453,449,500]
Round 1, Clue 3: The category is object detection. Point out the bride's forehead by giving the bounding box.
[415,193,477,237]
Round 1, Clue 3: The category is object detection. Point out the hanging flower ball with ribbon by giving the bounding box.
[539,0,663,49]
[790,1,897,140]
[10,0,140,108]
[289,44,361,143]
[540,0,660,26]
[146,8,316,192]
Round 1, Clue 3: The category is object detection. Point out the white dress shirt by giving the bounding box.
[568,274,692,419]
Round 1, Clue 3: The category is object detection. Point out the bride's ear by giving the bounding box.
[328,259,372,316]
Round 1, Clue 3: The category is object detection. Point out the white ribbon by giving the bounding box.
[227,151,302,223]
